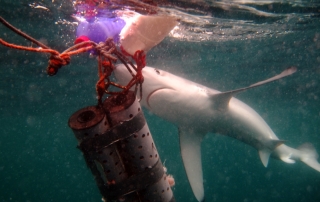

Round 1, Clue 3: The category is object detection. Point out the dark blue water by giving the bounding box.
[0,0,320,202]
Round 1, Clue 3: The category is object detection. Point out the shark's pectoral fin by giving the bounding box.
[179,127,205,202]
[210,93,233,111]
[259,149,271,167]
[209,67,297,111]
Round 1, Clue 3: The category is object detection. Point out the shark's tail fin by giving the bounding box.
[298,143,320,172]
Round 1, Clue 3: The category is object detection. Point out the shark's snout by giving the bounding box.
[113,64,133,86]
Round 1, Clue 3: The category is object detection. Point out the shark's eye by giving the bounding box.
[154,69,161,75]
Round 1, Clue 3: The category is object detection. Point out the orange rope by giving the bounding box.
[0,17,50,49]
[0,39,59,55]
[66,46,94,56]
[0,16,147,104]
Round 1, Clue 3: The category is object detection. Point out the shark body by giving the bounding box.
[114,64,320,202]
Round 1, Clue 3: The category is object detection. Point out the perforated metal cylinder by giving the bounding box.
[68,91,175,202]
[68,105,128,196]
[68,106,109,142]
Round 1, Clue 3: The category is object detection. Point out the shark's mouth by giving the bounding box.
[146,87,173,108]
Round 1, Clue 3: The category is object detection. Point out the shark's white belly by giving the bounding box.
[145,86,280,151]
[114,65,320,202]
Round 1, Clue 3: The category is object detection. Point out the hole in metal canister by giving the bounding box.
[77,110,96,123]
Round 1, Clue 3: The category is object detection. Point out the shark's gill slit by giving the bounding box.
[113,65,320,202]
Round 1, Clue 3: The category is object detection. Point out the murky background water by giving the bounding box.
[0,0,319,201]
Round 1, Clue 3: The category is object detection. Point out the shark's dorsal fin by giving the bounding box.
[179,127,205,202]
[259,149,271,167]
[259,139,285,167]
[210,67,297,110]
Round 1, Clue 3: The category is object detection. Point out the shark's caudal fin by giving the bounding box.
[179,127,205,202]
[298,143,320,172]
[210,67,297,110]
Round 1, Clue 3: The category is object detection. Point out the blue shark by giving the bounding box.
[114,64,320,202]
